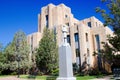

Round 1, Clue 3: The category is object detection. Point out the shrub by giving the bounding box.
[73,63,79,74]
[89,68,102,76]
[38,71,43,76]
[51,68,59,76]
[10,72,17,75]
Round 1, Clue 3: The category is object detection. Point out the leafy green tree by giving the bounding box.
[36,28,58,74]
[4,30,31,74]
[95,0,120,66]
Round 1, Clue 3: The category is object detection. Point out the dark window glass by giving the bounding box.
[76,49,80,57]
[77,25,79,31]
[87,48,89,57]
[96,22,97,27]
[67,35,70,44]
[88,22,91,27]
[46,15,48,28]
[74,33,79,42]
[95,34,100,51]
[65,15,68,18]
[86,33,88,42]
[66,23,69,26]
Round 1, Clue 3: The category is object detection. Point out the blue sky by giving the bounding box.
[0,0,105,46]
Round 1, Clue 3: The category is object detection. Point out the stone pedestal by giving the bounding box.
[57,43,76,80]
[57,77,76,80]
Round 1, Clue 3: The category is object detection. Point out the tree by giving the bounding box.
[0,43,6,74]
[36,28,58,74]
[4,30,31,74]
[95,0,120,67]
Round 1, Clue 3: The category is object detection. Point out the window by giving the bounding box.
[65,23,69,26]
[46,15,48,28]
[88,22,91,27]
[67,35,71,44]
[31,36,33,50]
[86,33,88,42]
[95,34,100,51]
[65,14,68,18]
[74,33,80,48]
[87,48,89,57]
[77,25,79,31]
[74,33,79,42]
[96,22,97,27]
[76,49,80,57]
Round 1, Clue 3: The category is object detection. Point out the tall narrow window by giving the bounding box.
[88,22,91,27]
[67,35,71,45]
[77,25,79,31]
[86,33,88,42]
[95,34,102,70]
[74,33,79,42]
[76,49,80,57]
[96,22,97,27]
[87,48,89,57]
[31,35,33,50]
[95,34,100,51]
[46,15,48,28]
[74,33,81,66]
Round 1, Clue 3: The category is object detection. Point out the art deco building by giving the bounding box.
[27,3,113,70]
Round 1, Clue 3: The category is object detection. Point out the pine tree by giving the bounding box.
[4,30,31,74]
[0,43,6,74]
[36,28,58,74]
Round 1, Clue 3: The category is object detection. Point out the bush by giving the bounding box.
[10,72,17,75]
[38,71,43,76]
[51,68,59,76]
[73,63,79,74]
[89,68,102,76]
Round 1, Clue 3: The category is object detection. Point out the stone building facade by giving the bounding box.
[27,3,113,69]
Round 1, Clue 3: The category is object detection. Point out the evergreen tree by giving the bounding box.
[0,43,6,74]
[4,30,31,74]
[36,28,58,74]
[95,0,120,66]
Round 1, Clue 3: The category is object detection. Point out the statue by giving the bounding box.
[62,26,67,43]
[57,25,76,80]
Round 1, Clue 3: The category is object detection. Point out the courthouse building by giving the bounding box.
[27,3,113,69]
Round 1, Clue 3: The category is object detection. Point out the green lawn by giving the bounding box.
[20,75,97,80]
[0,75,11,78]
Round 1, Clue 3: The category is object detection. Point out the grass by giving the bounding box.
[0,74,103,80]
[77,76,96,80]
[0,75,11,78]
[20,75,97,80]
